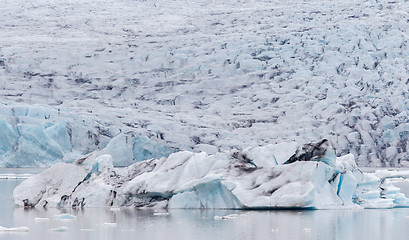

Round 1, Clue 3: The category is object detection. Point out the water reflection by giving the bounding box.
[5,206,409,240]
[2,178,409,240]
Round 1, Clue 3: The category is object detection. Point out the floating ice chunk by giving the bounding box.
[80,229,94,232]
[54,214,77,220]
[0,173,32,179]
[49,226,68,232]
[374,169,409,179]
[153,212,170,216]
[103,223,117,227]
[110,207,121,212]
[0,226,29,232]
[34,217,50,222]
[213,214,246,220]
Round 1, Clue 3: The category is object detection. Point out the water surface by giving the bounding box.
[2,169,409,240]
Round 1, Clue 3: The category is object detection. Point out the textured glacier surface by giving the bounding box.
[0,104,174,167]
[13,141,409,209]
[0,0,408,167]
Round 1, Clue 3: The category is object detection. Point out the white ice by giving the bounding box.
[0,226,29,232]
[13,141,409,209]
[53,214,77,220]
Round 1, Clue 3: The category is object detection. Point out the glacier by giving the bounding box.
[0,103,175,167]
[1,0,409,167]
[13,140,409,209]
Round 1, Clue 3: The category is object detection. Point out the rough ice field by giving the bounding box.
[1,0,408,167]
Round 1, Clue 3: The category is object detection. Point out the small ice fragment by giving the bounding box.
[271,229,279,233]
[153,212,170,216]
[110,207,121,212]
[49,226,68,232]
[303,228,311,232]
[80,229,94,232]
[213,214,246,220]
[54,214,77,220]
[0,174,31,179]
[0,226,29,232]
[103,222,117,227]
[34,217,50,222]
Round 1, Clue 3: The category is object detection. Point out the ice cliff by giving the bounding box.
[0,104,174,167]
[13,140,409,209]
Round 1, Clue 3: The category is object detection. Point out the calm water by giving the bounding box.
[2,169,409,240]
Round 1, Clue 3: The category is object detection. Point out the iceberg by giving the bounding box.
[13,140,409,209]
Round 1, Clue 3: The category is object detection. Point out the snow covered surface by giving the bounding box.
[1,0,408,167]
[13,141,409,209]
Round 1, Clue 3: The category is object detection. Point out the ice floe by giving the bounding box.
[0,226,29,232]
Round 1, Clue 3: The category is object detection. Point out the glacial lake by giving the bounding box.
[2,169,409,240]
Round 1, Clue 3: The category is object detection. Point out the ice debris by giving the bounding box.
[153,212,170,216]
[34,217,50,222]
[0,226,29,232]
[49,226,69,232]
[103,223,117,227]
[13,140,409,209]
[213,214,246,220]
[53,214,77,220]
